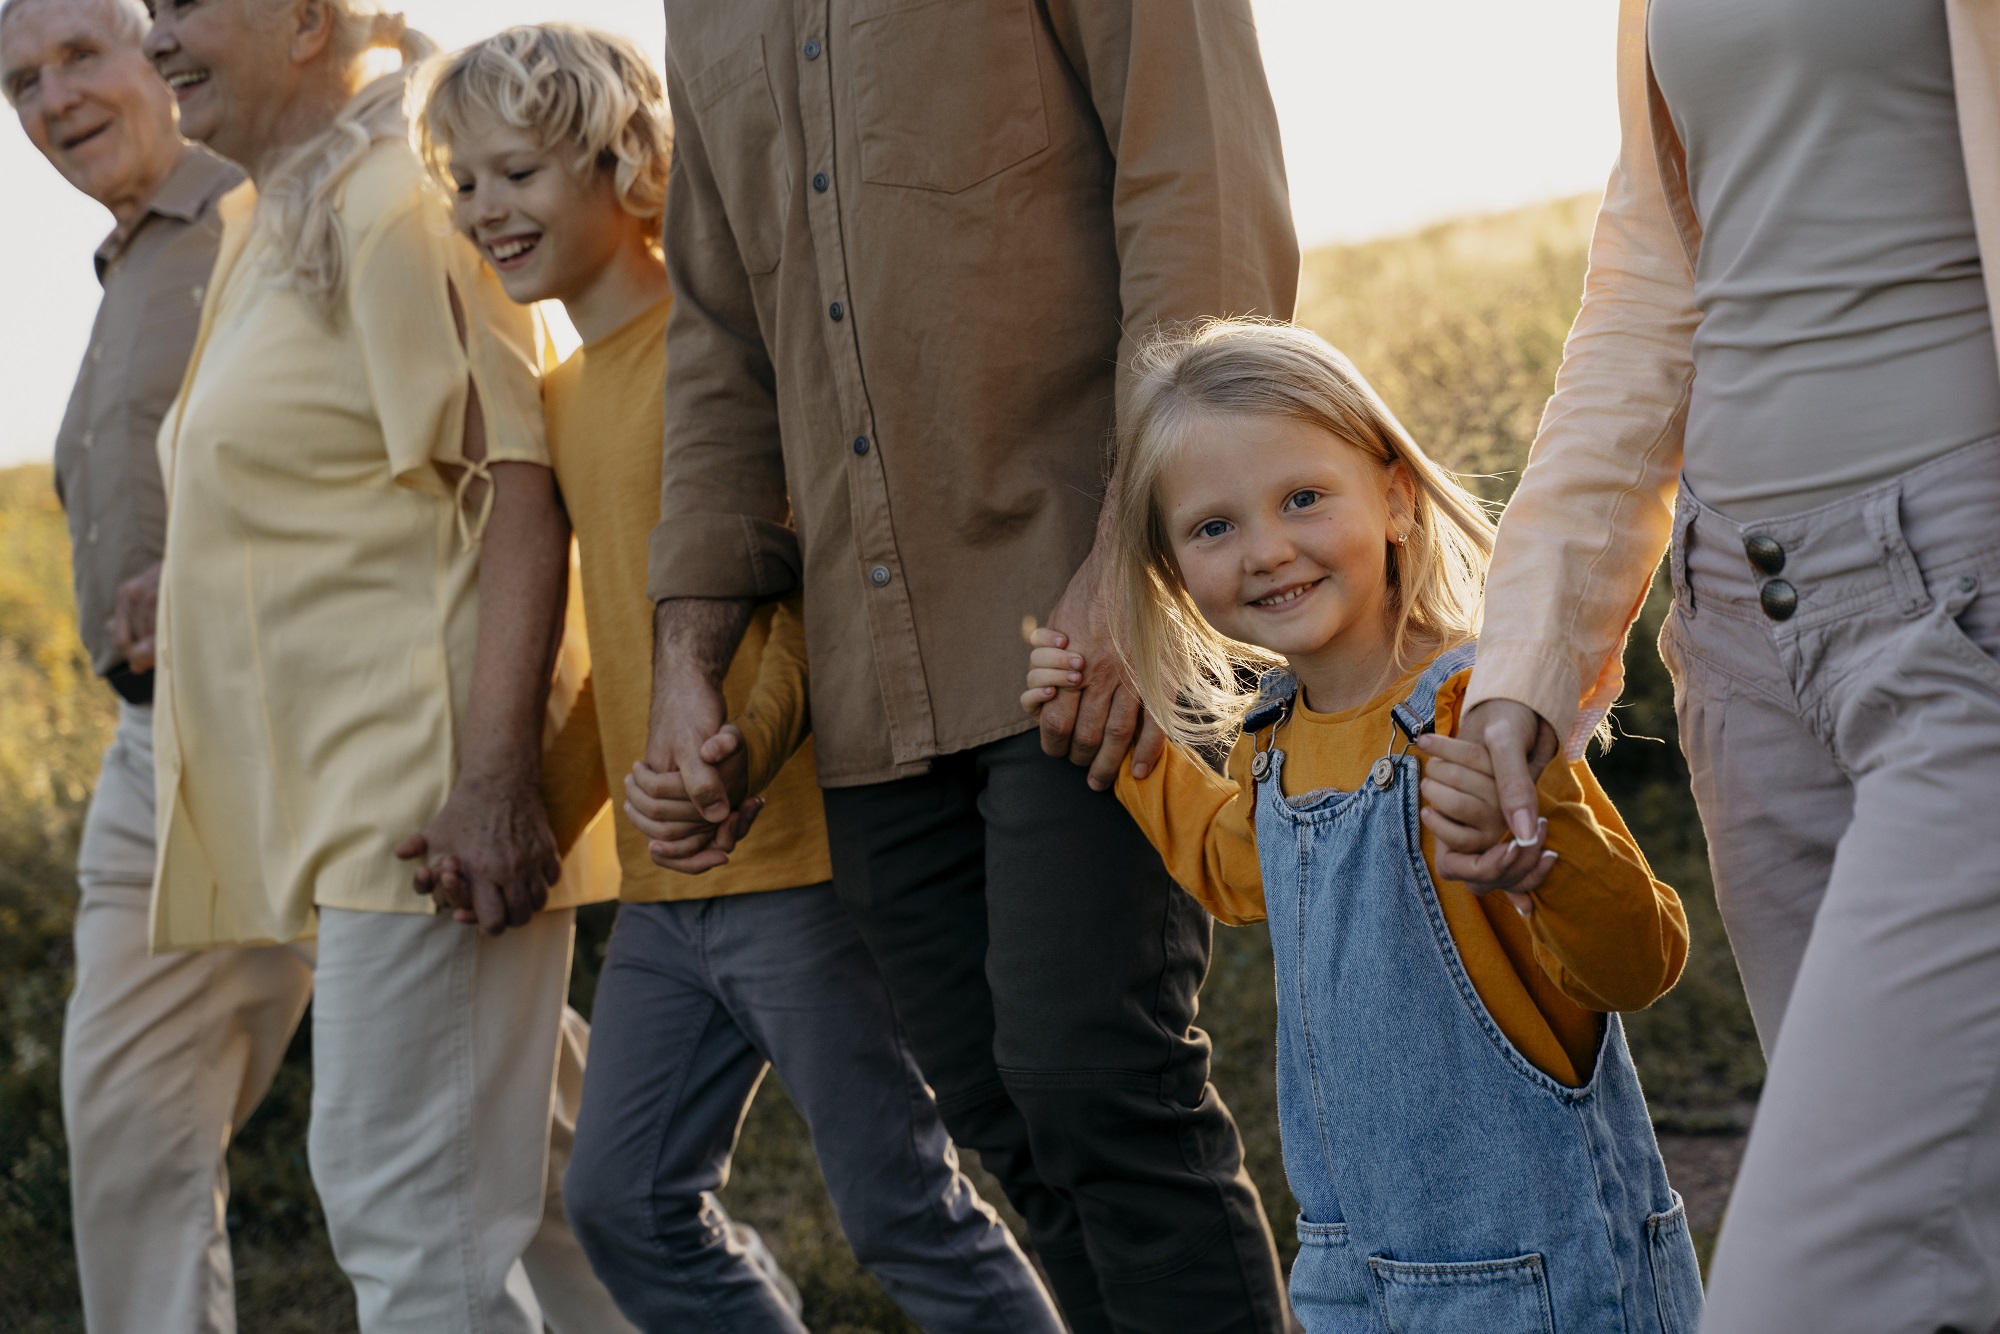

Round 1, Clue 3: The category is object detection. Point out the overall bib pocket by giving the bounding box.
[1367,1253,1555,1334]
[1647,1194,1705,1334]
[848,0,1049,192]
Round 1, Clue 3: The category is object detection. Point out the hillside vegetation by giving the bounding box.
[0,195,1759,1331]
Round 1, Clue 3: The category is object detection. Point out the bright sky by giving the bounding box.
[0,0,1617,466]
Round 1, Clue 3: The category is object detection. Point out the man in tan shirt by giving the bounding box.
[643,4,1300,1328]
[1,1,314,1328]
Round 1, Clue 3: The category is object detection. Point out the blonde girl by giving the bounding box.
[1024,320,1703,1333]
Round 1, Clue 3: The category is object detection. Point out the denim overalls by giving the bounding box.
[1249,644,1704,1333]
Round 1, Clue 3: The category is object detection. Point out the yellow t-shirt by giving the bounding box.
[541,298,830,901]
[1116,667,1689,1087]
[151,138,612,951]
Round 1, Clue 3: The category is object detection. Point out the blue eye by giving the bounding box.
[1286,489,1320,511]
[1197,519,1231,539]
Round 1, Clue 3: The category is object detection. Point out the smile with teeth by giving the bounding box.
[1251,579,1321,609]
[488,235,541,264]
[164,70,209,93]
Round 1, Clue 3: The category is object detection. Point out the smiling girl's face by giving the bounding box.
[1159,410,1414,710]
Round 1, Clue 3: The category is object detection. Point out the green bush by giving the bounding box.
[0,195,1761,1330]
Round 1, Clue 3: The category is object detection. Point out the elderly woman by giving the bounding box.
[1455,1,2000,1332]
[138,2,626,1330]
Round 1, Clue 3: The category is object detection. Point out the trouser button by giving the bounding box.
[1744,533,1786,574]
[1760,578,1798,621]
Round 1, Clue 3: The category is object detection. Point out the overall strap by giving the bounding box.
[1389,642,1479,742]
[1242,669,1299,734]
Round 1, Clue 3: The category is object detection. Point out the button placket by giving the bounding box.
[793,0,937,761]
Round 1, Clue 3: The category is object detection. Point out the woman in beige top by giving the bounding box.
[1453,2,2000,1331]
[141,3,625,1330]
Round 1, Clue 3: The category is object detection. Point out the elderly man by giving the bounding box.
[0,0,314,1330]
[640,5,1301,1330]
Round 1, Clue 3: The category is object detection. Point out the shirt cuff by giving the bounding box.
[1463,641,1583,751]
[647,514,801,602]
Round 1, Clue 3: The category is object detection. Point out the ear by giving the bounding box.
[288,0,336,66]
[1384,459,1418,542]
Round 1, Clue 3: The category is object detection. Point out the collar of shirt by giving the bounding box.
[94,146,242,281]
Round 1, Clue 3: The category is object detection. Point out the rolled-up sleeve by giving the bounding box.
[649,43,800,603]
[1043,0,1300,406]
[1466,0,1701,754]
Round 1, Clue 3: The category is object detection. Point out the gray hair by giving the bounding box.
[0,0,149,44]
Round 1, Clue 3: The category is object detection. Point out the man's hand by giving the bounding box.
[111,561,161,672]
[648,598,754,824]
[625,723,763,872]
[395,777,561,935]
[1415,731,1552,914]
[1035,562,1165,792]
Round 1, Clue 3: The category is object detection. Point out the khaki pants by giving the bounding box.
[1660,439,2000,1334]
[62,704,630,1334]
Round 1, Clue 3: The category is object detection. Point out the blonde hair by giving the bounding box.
[416,24,670,236]
[256,2,435,317]
[1113,319,1497,750]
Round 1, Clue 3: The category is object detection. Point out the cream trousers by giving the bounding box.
[1662,440,2000,1334]
[62,703,630,1334]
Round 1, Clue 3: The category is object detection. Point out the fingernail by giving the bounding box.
[1509,811,1538,845]
[1541,850,1559,862]
[1132,763,1150,779]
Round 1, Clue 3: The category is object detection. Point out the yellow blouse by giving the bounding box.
[540,298,831,901]
[1117,668,1689,1087]
[150,138,609,951]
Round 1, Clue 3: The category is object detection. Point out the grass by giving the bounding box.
[0,194,1759,1328]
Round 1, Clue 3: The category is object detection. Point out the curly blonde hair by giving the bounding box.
[255,4,435,318]
[1112,320,1498,751]
[417,24,671,236]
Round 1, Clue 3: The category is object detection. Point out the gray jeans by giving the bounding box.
[563,885,1061,1333]
[1661,438,2000,1334]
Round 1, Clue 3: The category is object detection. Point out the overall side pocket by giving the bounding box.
[1647,1193,1705,1334]
[1368,1252,1555,1334]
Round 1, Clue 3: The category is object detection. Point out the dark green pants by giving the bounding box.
[823,731,1290,1334]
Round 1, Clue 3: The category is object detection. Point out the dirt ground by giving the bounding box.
[1657,1131,1748,1263]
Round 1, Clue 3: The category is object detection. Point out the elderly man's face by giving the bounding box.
[2,0,177,208]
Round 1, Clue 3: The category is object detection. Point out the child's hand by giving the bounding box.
[1415,732,1556,914]
[1021,625,1086,719]
[625,724,760,873]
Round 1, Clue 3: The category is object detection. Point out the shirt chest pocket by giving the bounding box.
[688,36,792,276]
[847,0,1050,193]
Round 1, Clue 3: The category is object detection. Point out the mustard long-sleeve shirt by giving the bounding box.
[1116,668,1688,1087]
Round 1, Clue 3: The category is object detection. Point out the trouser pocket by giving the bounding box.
[1647,1193,1706,1334]
[1367,1252,1554,1334]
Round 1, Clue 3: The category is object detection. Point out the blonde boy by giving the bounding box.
[421,27,1062,1331]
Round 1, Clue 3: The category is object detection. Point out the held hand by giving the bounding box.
[1416,731,1554,914]
[395,777,560,935]
[110,561,162,673]
[1026,611,1165,791]
[625,724,758,873]
[1455,699,1559,846]
[649,667,734,825]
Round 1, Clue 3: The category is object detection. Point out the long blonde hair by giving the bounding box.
[1113,319,1497,750]
[416,24,672,243]
[256,3,435,317]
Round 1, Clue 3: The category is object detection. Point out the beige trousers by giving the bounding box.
[62,704,630,1334]
[1660,439,2000,1334]
[309,906,633,1334]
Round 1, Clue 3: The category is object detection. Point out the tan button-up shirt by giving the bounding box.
[1467,0,2000,754]
[52,147,241,678]
[652,0,1300,786]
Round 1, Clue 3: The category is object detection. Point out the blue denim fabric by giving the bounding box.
[1253,645,1704,1333]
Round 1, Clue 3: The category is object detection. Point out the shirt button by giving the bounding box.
[869,565,892,588]
[829,301,845,322]
[852,435,870,456]
[90,344,103,363]
[803,38,822,59]
[813,171,830,193]
[86,522,99,544]
[82,431,95,449]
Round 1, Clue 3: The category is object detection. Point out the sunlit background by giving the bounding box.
[0,0,1617,465]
